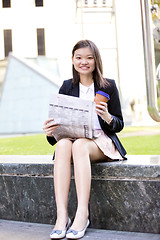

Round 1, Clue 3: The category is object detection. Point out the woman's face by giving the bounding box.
[72,47,95,77]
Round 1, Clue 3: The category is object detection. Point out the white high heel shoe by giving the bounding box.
[66,219,90,239]
[50,217,71,239]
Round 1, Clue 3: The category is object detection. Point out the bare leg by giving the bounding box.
[71,138,108,231]
[53,138,72,230]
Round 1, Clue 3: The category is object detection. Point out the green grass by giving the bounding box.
[0,134,55,155]
[0,126,160,155]
[120,135,160,155]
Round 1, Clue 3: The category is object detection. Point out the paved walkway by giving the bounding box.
[118,128,160,138]
[0,220,160,240]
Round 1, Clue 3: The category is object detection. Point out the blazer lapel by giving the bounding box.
[71,83,79,97]
[94,82,99,95]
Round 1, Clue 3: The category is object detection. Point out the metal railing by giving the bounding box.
[140,0,160,122]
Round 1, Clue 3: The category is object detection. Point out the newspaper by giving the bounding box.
[48,93,96,141]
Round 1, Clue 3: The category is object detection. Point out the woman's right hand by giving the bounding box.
[43,118,59,136]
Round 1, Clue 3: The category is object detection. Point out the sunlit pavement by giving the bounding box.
[0,219,160,240]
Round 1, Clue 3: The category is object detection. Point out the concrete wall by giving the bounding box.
[0,54,60,134]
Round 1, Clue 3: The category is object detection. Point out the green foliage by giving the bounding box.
[151,0,160,6]
[158,96,160,111]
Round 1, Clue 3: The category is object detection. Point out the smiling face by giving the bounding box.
[72,47,95,78]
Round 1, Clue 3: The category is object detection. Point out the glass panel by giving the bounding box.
[4,29,12,57]
[37,28,45,56]
[2,0,11,8]
[35,0,43,7]
[151,0,160,111]
[140,0,160,121]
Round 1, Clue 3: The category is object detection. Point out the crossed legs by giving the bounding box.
[53,138,108,231]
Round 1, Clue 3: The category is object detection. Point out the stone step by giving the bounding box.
[0,155,160,234]
[0,219,160,240]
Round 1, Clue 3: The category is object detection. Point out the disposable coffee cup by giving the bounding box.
[94,91,110,105]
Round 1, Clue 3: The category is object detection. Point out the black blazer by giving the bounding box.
[47,78,127,159]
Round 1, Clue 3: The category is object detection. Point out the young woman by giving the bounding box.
[43,40,127,239]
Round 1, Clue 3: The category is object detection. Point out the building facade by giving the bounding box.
[0,0,156,127]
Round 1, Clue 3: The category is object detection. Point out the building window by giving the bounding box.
[37,28,45,56]
[35,0,43,7]
[4,29,12,57]
[2,0,11,8]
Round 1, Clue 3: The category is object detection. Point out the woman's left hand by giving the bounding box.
[95,102,113,124]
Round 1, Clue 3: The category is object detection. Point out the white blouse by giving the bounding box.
[79,83,101,130]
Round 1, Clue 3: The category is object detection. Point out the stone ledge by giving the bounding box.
[0,155,160,234]
[0,155,160,178]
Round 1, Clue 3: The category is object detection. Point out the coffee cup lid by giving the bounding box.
[96,91,110,100]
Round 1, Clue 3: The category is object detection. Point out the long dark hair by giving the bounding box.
[72,40,109,88]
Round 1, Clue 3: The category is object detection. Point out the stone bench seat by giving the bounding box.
[0,155,160,234]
